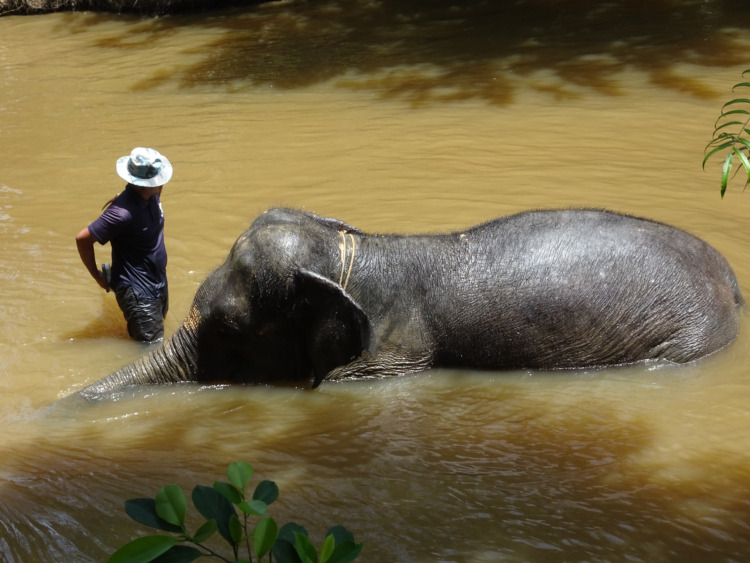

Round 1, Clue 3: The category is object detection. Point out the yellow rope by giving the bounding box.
[344,233,355,291]
[338,231,356,291]
[338,231,347,286]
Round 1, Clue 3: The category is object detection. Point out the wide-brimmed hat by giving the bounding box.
[116,147,173,187]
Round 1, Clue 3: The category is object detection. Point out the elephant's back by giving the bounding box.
[433,208,742,369]
[469,209,739,296]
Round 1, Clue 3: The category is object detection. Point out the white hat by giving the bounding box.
[116,147,173,187]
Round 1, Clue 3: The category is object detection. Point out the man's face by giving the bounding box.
[134,185,163,201]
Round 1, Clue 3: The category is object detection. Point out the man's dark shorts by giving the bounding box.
[115,287,169,343]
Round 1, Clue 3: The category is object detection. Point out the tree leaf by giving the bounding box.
[703,140,735,169]
[734,146,750,174]
[152,545,204,563]
[319,534,336,563]
[272,539,302,563]
[273,521,309,562]
[325,526,354,545]
[722,151,734,197]
[278,522,309,544]
[254,516,279,560]
[707,132,732,146]
[326,541,364,563]
[323,528,362,563]
[294,531,318,563]
[713,120,744,134]
[716,109,750,127]
[732,82,750,91]
[191,519,218,544]
[192,485,237,546]
[238,499,268,516]
[737,137,750,154]
[253,480,279,505]
[155,485,187,528]
[229,514,244,545]
[722,98,750,110]
[125,499,182,534]
[213,481,242,505]
[108,535,177,563]
[227,462,254,490]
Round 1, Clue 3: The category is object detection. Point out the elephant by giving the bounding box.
[74,207,743,400]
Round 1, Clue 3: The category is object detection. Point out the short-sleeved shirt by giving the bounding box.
[88,186,167,300]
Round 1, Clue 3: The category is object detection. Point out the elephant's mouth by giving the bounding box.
[198,338,313,387]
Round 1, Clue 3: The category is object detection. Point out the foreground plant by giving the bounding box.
[704,68,750,196]
[109,461,363,563]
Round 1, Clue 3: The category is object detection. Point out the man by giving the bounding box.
[76,147,173,342]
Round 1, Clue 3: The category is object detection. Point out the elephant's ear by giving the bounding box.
[294,269,374,389]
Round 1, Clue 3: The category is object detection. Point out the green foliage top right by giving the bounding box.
[704,68,750,197]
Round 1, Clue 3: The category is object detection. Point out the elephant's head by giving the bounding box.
[76,209,374,400]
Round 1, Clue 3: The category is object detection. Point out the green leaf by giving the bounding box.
[734,146,750,181]
[227,462,254,490]
[191,519,218,544]
[155,485,187,528]
[734,148,750,170]
[319,534,335,563]
[722,151,734,197]
[253,480,279,505]
[722,98,750,110]
[736,137,750,154]
[272,539,302,563]
[125,499,182,534]
[707,132,733,146]
[229,514,244,545]
[108,535,177,563]
[254,517,279,560]
[716,109,750,127]
[238,499,268,516]
[213,481,242,505]
[323,528,362,563]
[278,522,309,544]
[703,140,735,169]
[713,120,744,134]
[326,541,364,563]
[732,82,750,91]
[152,545,204,563]
[192,485,237,546]
[294,532,318,563]
[273,522,309,562]
[325,526,354,545]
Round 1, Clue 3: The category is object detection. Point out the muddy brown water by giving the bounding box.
[3,1,750,560]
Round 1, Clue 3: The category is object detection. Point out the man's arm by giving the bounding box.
[75,227,109,291]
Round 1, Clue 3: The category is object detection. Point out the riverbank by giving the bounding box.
[0,0,260,15]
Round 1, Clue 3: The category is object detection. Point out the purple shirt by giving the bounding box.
[88,186,167,300]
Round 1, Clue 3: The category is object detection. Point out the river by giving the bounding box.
[2,0,750,560]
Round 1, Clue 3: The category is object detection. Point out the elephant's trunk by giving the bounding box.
[76,321,199,401]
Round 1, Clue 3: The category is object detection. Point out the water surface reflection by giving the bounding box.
[61,0,750,103]
[2,0,750,560]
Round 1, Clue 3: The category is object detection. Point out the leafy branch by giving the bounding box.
[109,461,363,563]
[704,68,750,197]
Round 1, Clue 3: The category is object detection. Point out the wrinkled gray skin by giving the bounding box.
[75,207,743,400]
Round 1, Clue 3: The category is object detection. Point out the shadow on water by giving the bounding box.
[2,376,750,560]
[60,0,750,105]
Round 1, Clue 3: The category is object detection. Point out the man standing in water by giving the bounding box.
[76,147,172,343]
